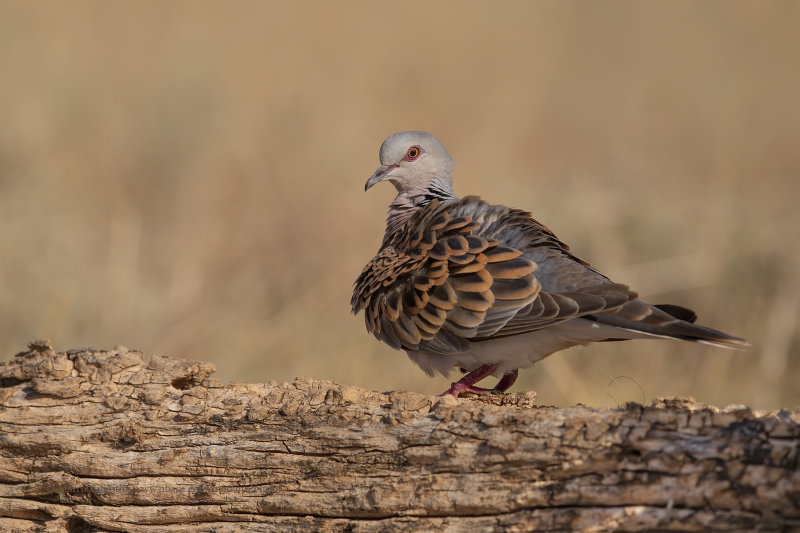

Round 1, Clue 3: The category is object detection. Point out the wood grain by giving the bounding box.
[1,340,797,532]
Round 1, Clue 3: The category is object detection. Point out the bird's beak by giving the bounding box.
[365,164,397,191]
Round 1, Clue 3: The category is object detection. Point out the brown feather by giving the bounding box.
[444,235,469,256]
[442,216,473,233]
[451,269,493,292]
[447,306,487,328]
[465,235,489,253]
[456,290,495,311]
[429,282,457,310]
[485,257,537,279]
[451,253,487,274]
[484,246,523,262]
[429,213,450,230]
[491,275,538,300]
[419,304,447,326]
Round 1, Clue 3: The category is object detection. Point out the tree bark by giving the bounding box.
[0,340,798,532]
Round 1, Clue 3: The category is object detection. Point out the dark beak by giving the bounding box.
[364,164,396,191]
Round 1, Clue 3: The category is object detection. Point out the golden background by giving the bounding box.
[1,1,798,408]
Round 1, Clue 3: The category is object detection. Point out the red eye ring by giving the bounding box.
[404,146,422,161]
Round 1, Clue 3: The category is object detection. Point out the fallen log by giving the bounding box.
[0,340,798,532]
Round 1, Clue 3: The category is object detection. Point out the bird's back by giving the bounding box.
[352,196,632,354]
[353,195,747,364]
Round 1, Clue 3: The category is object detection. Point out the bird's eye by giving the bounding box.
[404,146,422,161]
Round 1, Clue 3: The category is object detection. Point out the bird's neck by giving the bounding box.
[383,178,456,245]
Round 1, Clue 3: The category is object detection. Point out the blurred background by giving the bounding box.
[1,1,798,409]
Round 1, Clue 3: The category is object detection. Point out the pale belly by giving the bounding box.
[405,317,654,377]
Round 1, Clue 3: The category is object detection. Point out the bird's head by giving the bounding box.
[365,131,455,194]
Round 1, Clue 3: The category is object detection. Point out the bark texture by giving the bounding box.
[0,340,798,532]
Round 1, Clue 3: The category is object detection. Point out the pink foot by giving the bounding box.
[438,382,492,397]
[438,363,498,397]
[438,366,521,397]
[492,369,519,392]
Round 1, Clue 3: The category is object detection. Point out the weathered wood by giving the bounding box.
[0,340,798,532]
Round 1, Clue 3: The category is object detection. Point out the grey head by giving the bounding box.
[364,131,455,196]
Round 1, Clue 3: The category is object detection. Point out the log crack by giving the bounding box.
[1,340,798,532]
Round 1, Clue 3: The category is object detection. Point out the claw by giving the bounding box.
[438,366,520,397]
[438,363,498,397]
[438,382,492,397]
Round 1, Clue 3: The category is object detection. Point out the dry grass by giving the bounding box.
[1,1,798,408]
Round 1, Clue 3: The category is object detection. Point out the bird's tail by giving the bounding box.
[590,301,750,349]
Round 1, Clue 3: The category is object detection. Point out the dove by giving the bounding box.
[351,131,748,397]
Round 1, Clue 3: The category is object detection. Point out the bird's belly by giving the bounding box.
[465,328,583,375]
[407,332,567,378]
[406,318,641,378]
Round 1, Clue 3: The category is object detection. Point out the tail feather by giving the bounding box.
[590,300,750,349]
[654,304,697,324]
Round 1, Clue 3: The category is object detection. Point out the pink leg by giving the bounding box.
[492,369,518,392]
[439,363,498,397]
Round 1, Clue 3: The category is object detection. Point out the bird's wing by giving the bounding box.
[455,197,748,348]
[352,196,637,355]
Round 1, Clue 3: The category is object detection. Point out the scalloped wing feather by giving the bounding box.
[352,196,641,355]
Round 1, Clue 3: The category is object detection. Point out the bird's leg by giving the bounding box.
[439,363,498,397]
[492,369,518,393]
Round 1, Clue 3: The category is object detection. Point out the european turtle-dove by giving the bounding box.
[352,131,748,397]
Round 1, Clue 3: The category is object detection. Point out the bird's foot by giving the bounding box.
[438,363,501,397]
[438,382,493,397]
[492,369,519,393]
[439,367,520,397]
